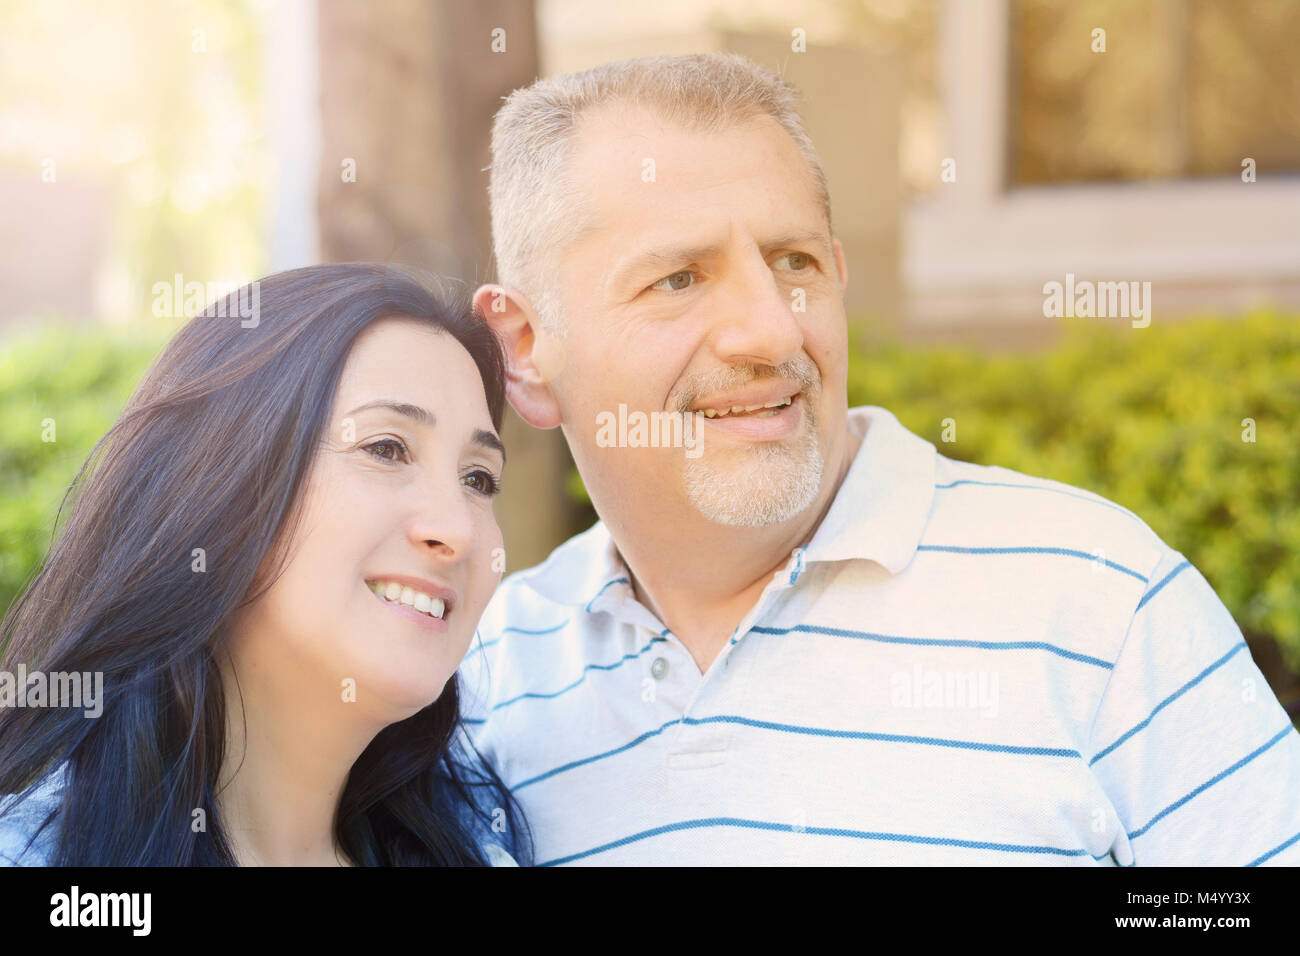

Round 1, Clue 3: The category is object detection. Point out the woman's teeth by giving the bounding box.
[367,580,446,619]
[700,397,792,419]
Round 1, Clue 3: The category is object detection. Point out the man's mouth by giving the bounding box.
[687,391,804,443]
[697,396,794,419]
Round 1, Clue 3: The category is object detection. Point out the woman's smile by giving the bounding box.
[364,576,457,633]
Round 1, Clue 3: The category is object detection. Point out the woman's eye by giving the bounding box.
[462,469,502,496]
[362,438,408,462]
[650,270,695,293]
[776,252,812,271]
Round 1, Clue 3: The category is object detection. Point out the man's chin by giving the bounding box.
[683,433,824,527]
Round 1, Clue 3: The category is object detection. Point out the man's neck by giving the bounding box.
[603,422,862,674]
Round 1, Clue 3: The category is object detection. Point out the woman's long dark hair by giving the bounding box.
[0,263,531,865]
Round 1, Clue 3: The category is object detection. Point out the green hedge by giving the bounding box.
[849,310,1300,673]
[0,324,171,614]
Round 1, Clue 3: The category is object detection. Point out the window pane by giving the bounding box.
[1011,0,1168,185]
[1187,0,1300,175]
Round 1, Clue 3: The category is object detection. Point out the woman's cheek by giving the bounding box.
[471,515,505,612]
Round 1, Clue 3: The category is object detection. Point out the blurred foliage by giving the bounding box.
[0,324,170,613]
[850,309,1300,673]
[569,310,1300,674]
[0,0,268,319]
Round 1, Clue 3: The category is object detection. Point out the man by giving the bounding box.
[460,53,1300,865]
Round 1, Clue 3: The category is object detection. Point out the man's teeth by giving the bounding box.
[700,397,793,419]
[368,580,446,619]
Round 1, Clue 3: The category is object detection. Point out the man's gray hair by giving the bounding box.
[487,53,831,334]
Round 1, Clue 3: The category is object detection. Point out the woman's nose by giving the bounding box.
[406,478,475,560]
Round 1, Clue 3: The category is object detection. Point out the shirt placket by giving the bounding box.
[661,547,809,766]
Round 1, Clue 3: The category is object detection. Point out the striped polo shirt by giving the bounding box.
[458,404,1300,866]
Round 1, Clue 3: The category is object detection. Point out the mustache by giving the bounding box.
[673,357,819,414]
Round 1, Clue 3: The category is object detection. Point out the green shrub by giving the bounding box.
[0,323,170,614]
[844,310,1300,674]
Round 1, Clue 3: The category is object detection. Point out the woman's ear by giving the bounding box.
[472,284,563,429]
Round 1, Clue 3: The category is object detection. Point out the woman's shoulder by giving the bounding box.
[0,763,68,866]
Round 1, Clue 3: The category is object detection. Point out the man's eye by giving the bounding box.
[462,468,502,496]
[362,438,408,462]
[776,252,812,271]
[650,270,695,292]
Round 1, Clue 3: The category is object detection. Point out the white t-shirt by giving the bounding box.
[459,405,1300,865]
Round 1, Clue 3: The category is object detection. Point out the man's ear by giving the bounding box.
[832,238,849,294]
[472,284,563,429]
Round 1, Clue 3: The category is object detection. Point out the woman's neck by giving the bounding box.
[214,648,381,867]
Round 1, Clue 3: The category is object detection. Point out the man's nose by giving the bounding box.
[707,252,805,368]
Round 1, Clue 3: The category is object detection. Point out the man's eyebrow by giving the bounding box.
[759,230,832,253]
[612,230,833,285]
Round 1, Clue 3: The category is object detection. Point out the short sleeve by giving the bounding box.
[1086,547,1300,865]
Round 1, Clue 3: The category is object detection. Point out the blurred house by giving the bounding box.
[907,0,1300,345]
[0,174,111,329]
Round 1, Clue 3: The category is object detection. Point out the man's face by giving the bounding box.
[541,104,849,528]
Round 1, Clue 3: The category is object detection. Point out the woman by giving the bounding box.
[0,263,530,865]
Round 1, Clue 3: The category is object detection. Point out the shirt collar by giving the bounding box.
[799,405,937,573]
[520,520,628,609]
[519,404,937,607]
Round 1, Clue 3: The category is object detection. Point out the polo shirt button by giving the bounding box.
[650,656,669,680]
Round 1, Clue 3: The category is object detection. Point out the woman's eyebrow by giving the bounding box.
[342,401,504,464]
[344,400,434,426]
[473,429,506,467]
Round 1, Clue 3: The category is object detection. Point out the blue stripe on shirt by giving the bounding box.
[465,620,569,659]
[1089,642,1248,765]
[512,713,1082,791]
[1135,560,1191,611]
[1126,723,1296,841]
[483,635,669,713]
[585,577,629,613]
[537,816,1112,866]
[749,623,1113,669]
[935,478,1143,525]
[1246,829,1300,867]
[916,544,1148,583]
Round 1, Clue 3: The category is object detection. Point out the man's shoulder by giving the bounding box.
[927,453,1170,576]
[478,519,611,632]
[460,521,610,703]
[0,764,67,867]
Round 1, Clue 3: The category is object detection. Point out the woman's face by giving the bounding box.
[233,317,506,719]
